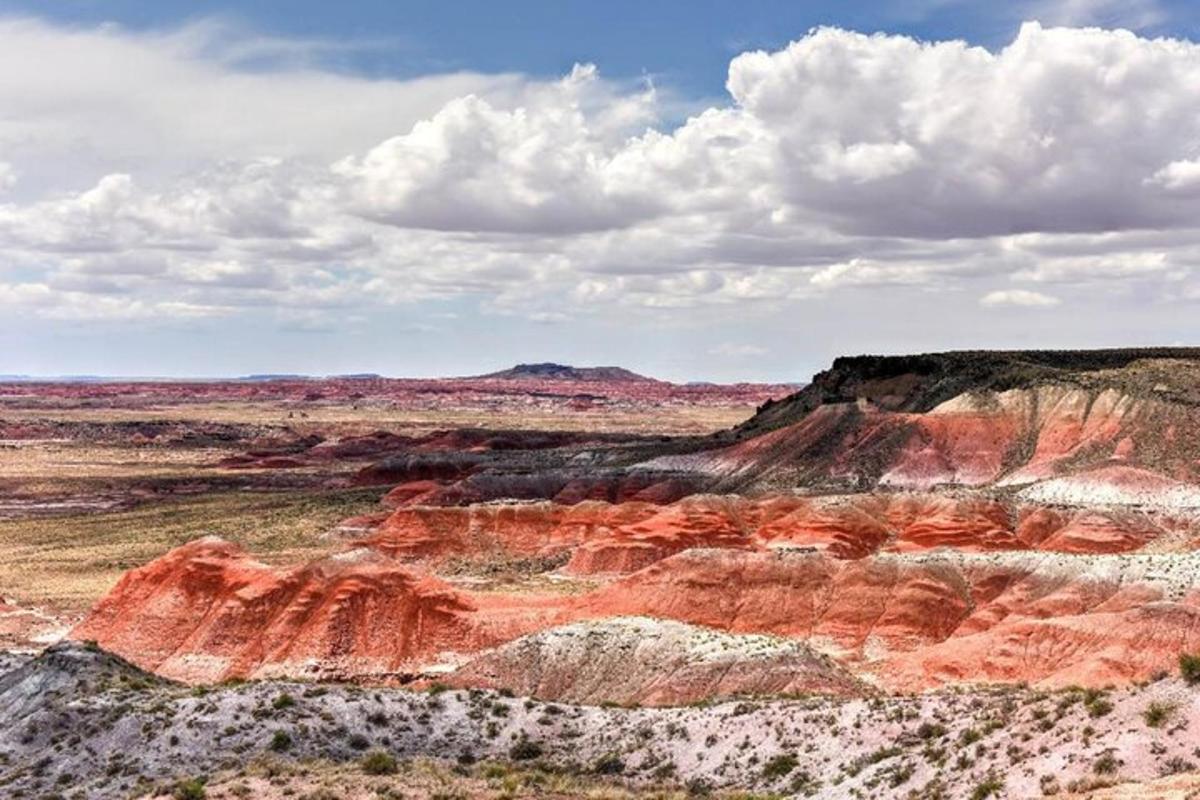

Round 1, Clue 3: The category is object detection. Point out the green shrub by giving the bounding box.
[970,774,1004,800]
[1094,751,1119,775]
[509,738,543,761]
[1143,701,1175,728]
[762,753,798,779]
[1180,653,1200,685]
[593,753,625,775]
[361,749,398,776]
[172,778,207,800]
[916,722,947,740]
[269,730,292,752]
[272,693,295,711]
[959,728,982,746]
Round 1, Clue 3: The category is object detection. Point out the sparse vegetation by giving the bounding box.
[1180,652,1200,685]
[1143,700,1175,728]
[172,777,207,800]
[360,749,398,775]
[269,730,292,752]
[762,753,798,779]
[969,774,1004,800]
[508,738,543,761]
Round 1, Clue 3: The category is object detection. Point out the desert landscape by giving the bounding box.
[4,351,1200,798]
[8,3,1200,798]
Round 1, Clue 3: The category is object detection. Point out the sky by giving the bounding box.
[2,0,1200,382]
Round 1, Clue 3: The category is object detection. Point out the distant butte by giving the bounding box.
[473,362,656,382]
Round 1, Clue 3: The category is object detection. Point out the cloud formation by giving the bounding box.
[1,16,1198,352]
[979,289,1062,308]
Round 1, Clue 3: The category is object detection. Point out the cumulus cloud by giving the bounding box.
[336,65,663,234]
[709,343,769,357]
[3,16,1200,335]
[1148,159,1200,192]
[979,289,1063,308]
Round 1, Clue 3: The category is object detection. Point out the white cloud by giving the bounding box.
[979,289,1063,307]
[0,17,522,193]
[709,343,768,357]
[1013,251,1176,282]
[335,65,663,234]
[1148,159,1200,192]
[3,17,1200,328]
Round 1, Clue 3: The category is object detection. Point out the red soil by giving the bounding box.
[59,376,1200,697]
[72,517,1200,690]
[664,386,1200,499]
[0,374,793,413]
[361,493,1174,576]
[71,538,557,682]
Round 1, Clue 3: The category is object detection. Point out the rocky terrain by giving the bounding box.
[10,349,1200,797]
[6,642,1200,799]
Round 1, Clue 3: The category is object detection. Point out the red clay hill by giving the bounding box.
[72,349,1200,702]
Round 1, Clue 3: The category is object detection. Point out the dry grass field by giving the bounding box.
[139,757,708,800]
[0,486,382,612]
[0,399,755,436]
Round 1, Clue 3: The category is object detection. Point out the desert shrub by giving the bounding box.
[970,774,1004,800]
[361,749,398,775]
[1143,701,1175,728]
[348,733,370,750]
[916,722,947,740]
[1180,653,1200,685]
[959,727,982,746]
[762,753,798,779]
[1093,751,1119,775]
[172,778,207,800]
[1161,757,1196,776]
[593,753,625,775]
[509,738,543,761]
[269,730,292,752]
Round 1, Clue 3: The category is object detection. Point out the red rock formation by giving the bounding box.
[62,352,1200,697]
[359,492,1174,577]
[654,383,1200,506]
[572,549,1200,690]
[73,532,1200,692]
[72,538,557,682]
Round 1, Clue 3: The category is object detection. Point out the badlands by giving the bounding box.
[6,350,1200,798]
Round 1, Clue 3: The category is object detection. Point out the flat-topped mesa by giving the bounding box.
[473,362,656,382]
[741,347,1200,435]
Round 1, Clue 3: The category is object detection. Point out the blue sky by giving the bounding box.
[1,1,1198,380]
[12,1,1200,91]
